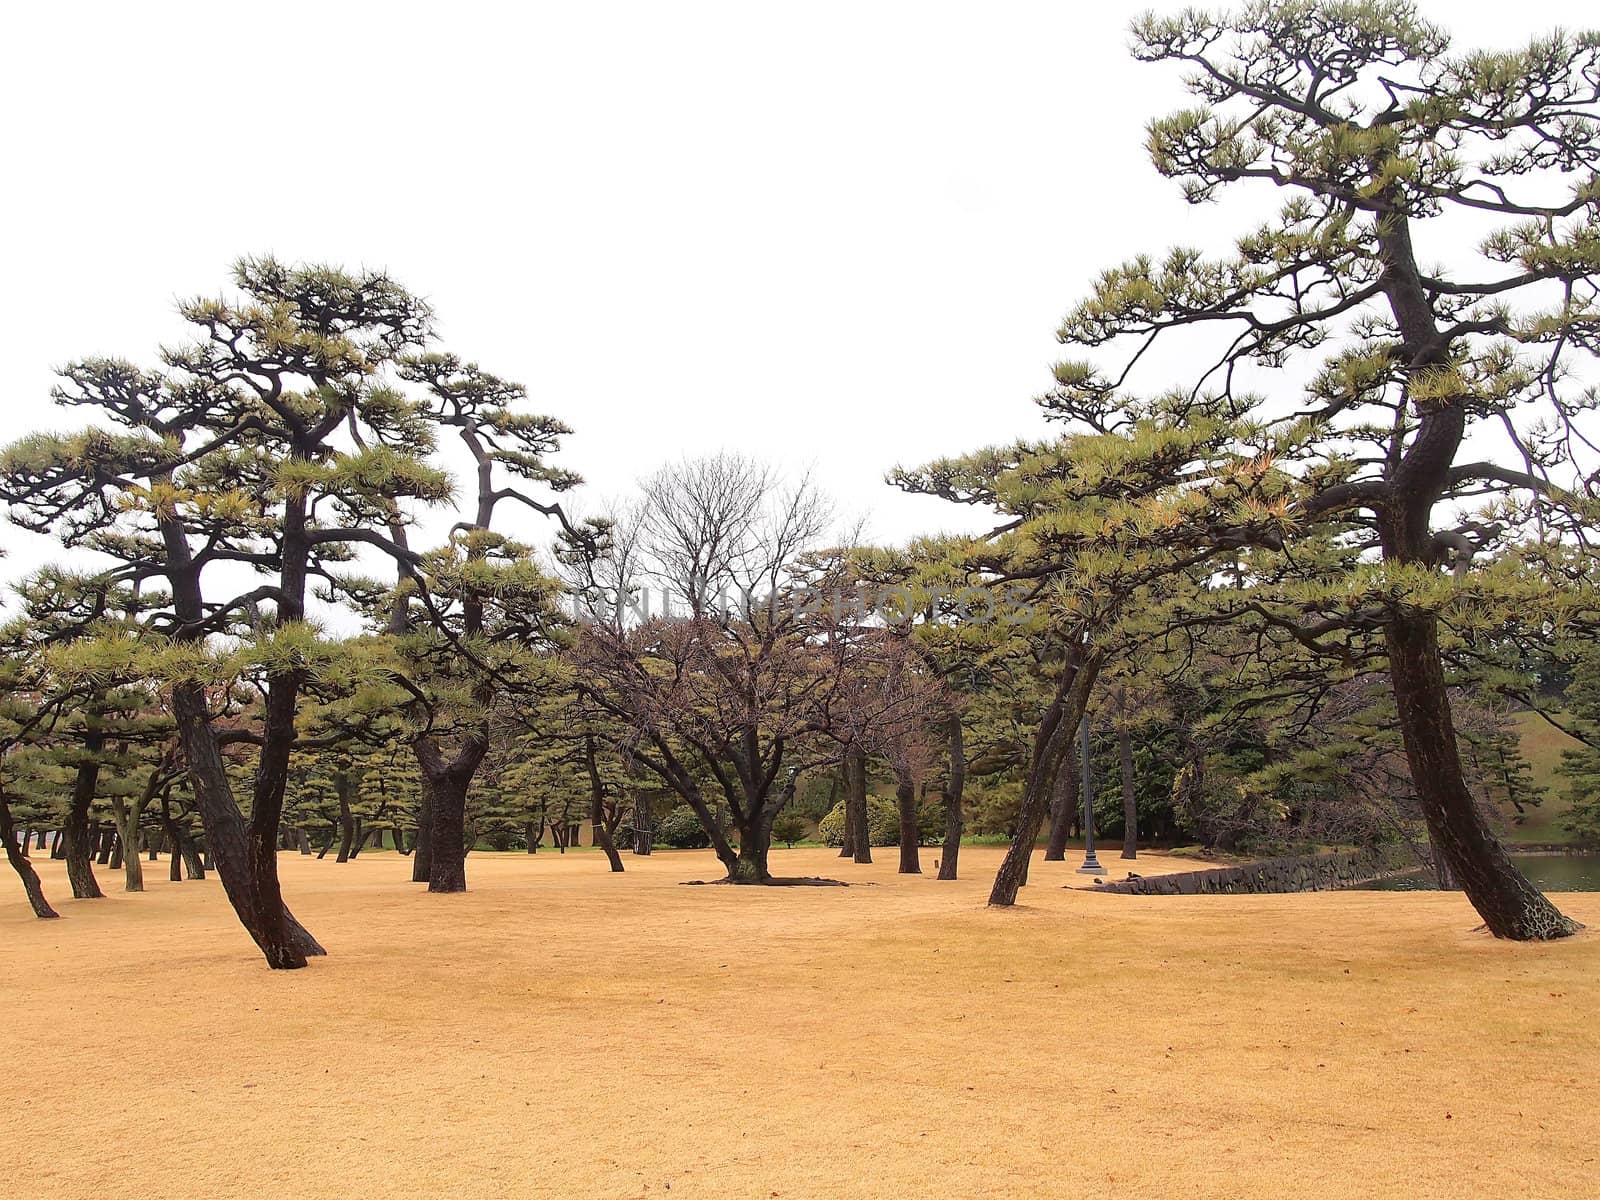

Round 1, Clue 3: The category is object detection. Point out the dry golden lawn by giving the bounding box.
[3,845,1598,1200]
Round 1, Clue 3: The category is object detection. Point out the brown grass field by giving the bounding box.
[3,846,1598,1199]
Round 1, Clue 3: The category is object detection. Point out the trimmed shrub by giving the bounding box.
[817,797,901,847]
[479,827,527,852]
[771,811,809,848]
[657,805,712,849]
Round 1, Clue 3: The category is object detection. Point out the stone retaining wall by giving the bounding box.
[1091,847,1408,896]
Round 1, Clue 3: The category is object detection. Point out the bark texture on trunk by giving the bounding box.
[112,797,144,893]
[894,771,921,875]
[1043,736,1080,861]
[845,746,871,865]
[990,649,1098,907]
[938,715,965,881]
[585,735,625,873]
[63,743,105,899]
[171,682,324,969]
[1368,211,1578,940]
[334,773,356,864]
[1387,612,1577,937]
[1,797,58,918]
[413,737,487,894]
[411,784,434,882]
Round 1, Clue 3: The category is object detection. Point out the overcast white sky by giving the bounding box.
[1,0,1594,581]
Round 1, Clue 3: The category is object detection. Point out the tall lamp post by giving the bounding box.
[1076,713,1106,876]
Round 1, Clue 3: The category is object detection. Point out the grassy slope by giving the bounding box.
[1504,709,1584,844]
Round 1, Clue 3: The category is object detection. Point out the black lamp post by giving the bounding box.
[1075,713,1106,875]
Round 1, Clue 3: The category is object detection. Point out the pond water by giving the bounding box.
[1362,853,1600,892]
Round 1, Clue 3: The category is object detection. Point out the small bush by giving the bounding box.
[657,805,712,849]
[771,811,809,848]
[479,828,527,852]
[817,797,901,847]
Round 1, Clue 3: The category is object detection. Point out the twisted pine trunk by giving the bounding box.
[63,739,105,899]
[171,682,324,968]
[1043,736,1080,862]
[1386,613,1576,937]
[584,736,625,873]
[991,649,1097,907]
[1,794,57,918]
[412,737,487,893]
[1373,213,1578,941]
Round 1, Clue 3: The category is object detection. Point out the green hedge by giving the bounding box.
[817,797,901,847]
[657,805,712,849]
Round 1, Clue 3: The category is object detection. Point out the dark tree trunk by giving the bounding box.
[1386,612,1577,937]
[938,715,964,881]
[63,744,105,900]
[334,775,356,864]
[1,796,58,919]
[412,781,434,881]
[845,746,871,864]
[50,831,64,859]
[169,837,183,882]
[1365,213,1578,940]
[316,825,339,860]
[524,821,539,854]
[895,771,921,875]
[171,681,324,969]
[180,832,206,880]
[584,735,625,873]
[838,766,855,859]
[1043,735,1080,861]
[95,826,114,866]
[596,822,625,872]
[727,807,776,884]
[631,793,652,855]
[990,649,1096,907]
[424,773,468,893]
[109,832,124,871]
[295,827,311,855]
[413,737,486,894]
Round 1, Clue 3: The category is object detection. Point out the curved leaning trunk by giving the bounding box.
[1386,612,1579,939]
[583,735,625,873]
[171,682,325,969]
[1,794,57,919]
[990,649,1097,907]
[595,822,625,872]
[1043,737,1080,862]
